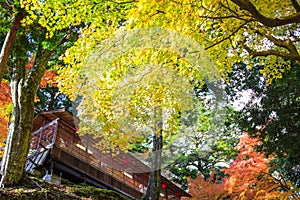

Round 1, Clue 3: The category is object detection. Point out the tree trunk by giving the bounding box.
[144,107,163,200]
[0,9,25,83]
[0,49,52,186]
[0,79,35,185]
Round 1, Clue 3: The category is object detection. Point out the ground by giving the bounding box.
[0,175,129,200]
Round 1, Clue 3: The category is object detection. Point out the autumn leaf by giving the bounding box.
[186,132,296,199]
[0,81,12,158]
[39,70,58,88]
[223,133,293,199]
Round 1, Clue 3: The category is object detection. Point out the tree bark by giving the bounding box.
[0,49,52,186]
[0,9,25,83]
[144,107,163,200]
[230,0,300,27]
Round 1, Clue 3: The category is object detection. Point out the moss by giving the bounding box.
[0,176,130,200]
[70,184,129,200]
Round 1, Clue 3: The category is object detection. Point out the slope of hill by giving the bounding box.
[0,175,129,200]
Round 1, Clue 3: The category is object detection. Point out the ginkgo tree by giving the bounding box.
[127,0,300,85]
[61,46,212,199]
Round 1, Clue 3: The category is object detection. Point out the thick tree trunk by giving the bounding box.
[0,9,25,83]
[144,107,163,200]
[0,80,35,185]
[144,133,163,200]
[0,49,52,186]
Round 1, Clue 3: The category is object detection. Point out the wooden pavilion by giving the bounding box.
[26,109,191,199]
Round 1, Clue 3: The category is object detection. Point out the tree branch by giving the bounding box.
[257,27,299,57]
[0,9,26,83]
[204,21,249,50]
[25,48,52,92]
[243,44,300,62]
[107,0,138,4]
[198,14,247,21]
[290,0,300,12]
[230,0,300,27]
[25,28,79,90]
[220,0,239,16]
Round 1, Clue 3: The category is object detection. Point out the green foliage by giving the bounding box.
[226,61,300,186]
[0,176,129,200]
[0,2,14,34]
[70,184,129,200]
[168,103,239,189]
[35,85,72,113]
[5,103,13,117]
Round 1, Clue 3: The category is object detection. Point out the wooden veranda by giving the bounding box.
[26,109,191,200]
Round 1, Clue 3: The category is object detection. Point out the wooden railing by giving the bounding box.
[26,119,59,173]
[52,146,143,199]
[53,130,145,199]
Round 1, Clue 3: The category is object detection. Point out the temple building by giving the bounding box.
[26,109,191,199]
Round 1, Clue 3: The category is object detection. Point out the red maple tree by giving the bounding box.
[185,171,226,200]
[185,132,294,200]
[223,133,283,199]
[0,81,12,157]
